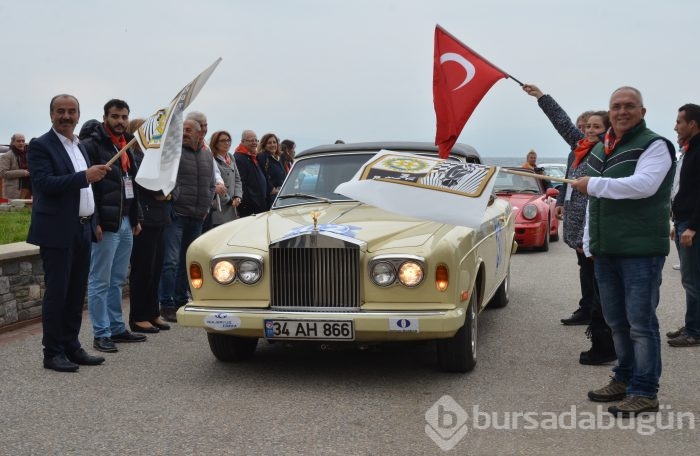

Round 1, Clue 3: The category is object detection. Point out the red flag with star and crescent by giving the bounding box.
[433,25,507,158]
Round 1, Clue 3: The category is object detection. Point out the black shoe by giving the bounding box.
[130,321,160,334]
[43,353,79,372]
[160,308,178,323]
[150,317,171,330]
[111,331,147,343]
[93,337,118,353]
[561,308,592,325]
[580,349,617,365]
[579,323,617,365]
[66,348,105,365]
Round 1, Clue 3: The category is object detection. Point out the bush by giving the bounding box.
[0,209,31,245]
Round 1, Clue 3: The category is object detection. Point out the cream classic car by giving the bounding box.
[177,142,516,372]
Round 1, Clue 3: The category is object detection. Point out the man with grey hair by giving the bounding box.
[185,111,227,231]
[0,133,31,198]
[234,129,269,217]
[158,119,215,322]
[572,86,675,416]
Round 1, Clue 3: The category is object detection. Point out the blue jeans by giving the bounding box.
[88,216,133,338]
[159,213,202,309]
[675,220,700,337]
[594,256,664,398]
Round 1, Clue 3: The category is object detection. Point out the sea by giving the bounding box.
[480,156,567,167]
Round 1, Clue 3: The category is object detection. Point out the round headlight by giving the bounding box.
[212,260,236,284]
[522,204,538,220]
[371,261,396,287]
[238,259,262,284]
[398,261,424,287]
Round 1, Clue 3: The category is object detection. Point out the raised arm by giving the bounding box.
[523,84,585,148]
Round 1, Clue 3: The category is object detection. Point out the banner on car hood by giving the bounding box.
[335,150,498,228]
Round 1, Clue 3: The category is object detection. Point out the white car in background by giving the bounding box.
[539,163,567,189]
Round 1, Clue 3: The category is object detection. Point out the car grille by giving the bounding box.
[270,232,361,311]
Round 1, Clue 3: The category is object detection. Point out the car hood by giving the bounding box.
[496,193,542,211]
[219,203,453,252]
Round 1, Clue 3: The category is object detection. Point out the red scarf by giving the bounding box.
[571,138,596,168]
[603,127,620,156]
[235,144,258,166]
[680,140,689,153]
[105,123,130,172]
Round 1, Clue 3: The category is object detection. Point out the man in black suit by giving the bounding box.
[27,94,111,372]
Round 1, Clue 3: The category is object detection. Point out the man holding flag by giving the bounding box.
[82,99,146,352]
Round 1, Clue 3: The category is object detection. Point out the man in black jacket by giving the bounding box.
[28,94,110,372]
[668,103,700,347]
[81,99,145,353]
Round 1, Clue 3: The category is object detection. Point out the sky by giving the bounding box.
[0,0,694,160]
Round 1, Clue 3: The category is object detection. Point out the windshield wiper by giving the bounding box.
[276,193,331,203]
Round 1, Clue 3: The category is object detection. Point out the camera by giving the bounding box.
[534,166,545,174]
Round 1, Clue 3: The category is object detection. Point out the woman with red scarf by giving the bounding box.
[523,83,614,365]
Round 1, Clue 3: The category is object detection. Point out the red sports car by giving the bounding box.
[493,167,559,251]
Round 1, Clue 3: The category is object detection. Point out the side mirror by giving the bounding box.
[545,188,559,198]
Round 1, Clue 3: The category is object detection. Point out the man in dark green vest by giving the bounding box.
[571,86,675,417]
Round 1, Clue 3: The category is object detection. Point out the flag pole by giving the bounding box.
[500,168,575,184]
[105,137,138,167]
[507,74,524,86]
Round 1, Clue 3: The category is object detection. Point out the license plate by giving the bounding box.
[264,319,354,340]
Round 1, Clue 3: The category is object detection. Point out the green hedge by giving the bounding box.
[0,209,31,245]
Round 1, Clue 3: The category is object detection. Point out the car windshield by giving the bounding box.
[543,165,566,179]
[273,153,376,208]
[493,170,541,194]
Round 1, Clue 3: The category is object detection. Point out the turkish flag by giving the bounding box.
[433,25,507,158]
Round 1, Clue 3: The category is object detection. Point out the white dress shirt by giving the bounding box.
[583,139,673,256]
[53,129,95,216]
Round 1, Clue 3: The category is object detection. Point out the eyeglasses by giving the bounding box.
[610,103,641,112]
[244,138,258,143]
[219,138,232,143]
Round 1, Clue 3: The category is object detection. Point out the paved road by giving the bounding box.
[1,235,698,455]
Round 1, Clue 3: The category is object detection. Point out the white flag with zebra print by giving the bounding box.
[335,150,498,228]
[134,58,222,194]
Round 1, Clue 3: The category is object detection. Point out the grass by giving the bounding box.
[0,209,31,245]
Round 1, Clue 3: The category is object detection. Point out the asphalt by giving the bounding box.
[0,233,698,455]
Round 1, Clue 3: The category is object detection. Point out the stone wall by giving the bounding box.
[0,242,131,331]
[0,243,43,328]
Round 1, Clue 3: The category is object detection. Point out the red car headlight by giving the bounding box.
[522,204,538,220]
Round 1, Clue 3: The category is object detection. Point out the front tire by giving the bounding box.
[207,333,258,361]
[489,264,510,309]
[437,291,477,372]
[536,219,550,252]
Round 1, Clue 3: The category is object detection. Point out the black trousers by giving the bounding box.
[129,225,166,322]
[40,223,91,358]
[577,250,599,315]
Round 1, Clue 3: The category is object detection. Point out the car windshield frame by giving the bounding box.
[493,170,543,194]
[272,152,376,208]
[272,151,466,209]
